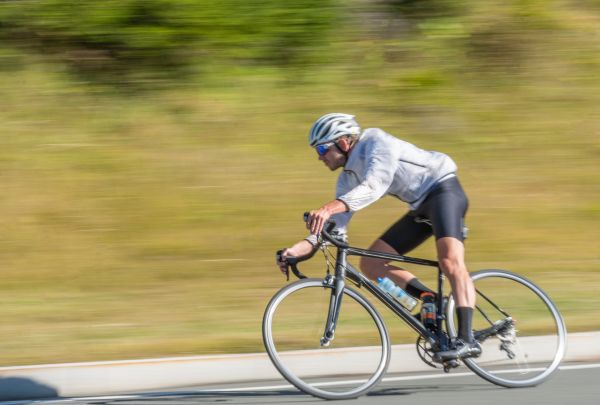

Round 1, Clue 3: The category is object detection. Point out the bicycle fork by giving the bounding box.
[320,275,344,346]
[320,250,348,347]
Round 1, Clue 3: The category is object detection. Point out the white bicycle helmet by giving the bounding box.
[308,113,361,147]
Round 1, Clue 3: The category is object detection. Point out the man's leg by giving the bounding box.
[434,236,481,360]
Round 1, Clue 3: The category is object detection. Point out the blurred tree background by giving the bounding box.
[0,0,598,365]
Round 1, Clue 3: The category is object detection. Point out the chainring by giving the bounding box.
[416,336,442,369]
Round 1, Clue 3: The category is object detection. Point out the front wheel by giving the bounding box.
[446,269,567,388]
[262,278,391,400]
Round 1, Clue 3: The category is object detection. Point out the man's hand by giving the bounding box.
[307,199,348,235]
[276,240,315,278]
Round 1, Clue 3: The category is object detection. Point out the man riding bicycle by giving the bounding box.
[277,113,481,361]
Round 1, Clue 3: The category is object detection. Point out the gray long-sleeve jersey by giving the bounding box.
[307,128,457,245]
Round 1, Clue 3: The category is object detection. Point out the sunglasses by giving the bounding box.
[316,142,335,156]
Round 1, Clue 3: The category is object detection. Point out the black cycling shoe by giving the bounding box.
[433,339,482,363]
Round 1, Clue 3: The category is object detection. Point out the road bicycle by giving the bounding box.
[262,215,567,400]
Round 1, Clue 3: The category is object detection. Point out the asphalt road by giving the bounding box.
[5,362,599,405]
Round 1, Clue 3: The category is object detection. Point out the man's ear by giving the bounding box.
[337,137,352,152]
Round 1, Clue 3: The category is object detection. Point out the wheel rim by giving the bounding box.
[263,279,390,399]
[446,270,566,387]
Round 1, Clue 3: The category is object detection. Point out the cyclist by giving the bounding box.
[277,112,481,361]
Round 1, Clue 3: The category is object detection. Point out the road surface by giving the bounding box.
[7,362,598,405]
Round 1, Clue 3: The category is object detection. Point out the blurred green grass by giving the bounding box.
[1,5,599,365]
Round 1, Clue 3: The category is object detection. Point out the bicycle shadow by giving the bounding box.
[53,383,497,404]
[64,389,315,404]
[368,382,497,397]
[0,380,498,404]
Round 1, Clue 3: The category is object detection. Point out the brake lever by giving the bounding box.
[276,250,290,281]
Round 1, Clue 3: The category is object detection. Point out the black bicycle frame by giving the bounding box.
[314,226,450,350]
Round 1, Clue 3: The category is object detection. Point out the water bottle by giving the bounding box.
[377,277,417,311]
[420,292,437,331]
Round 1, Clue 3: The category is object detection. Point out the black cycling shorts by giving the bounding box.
[380,177,469,255]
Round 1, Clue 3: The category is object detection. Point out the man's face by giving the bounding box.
[316,141,346,171]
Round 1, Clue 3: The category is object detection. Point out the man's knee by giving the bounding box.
[439,256,466,276]
[436,237,467,277]
[359,256,387,279]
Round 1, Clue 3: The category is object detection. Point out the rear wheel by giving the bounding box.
[446,269,567,387]
[262,278,391,399]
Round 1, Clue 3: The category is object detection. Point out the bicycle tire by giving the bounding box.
[262,278,391,400]
[446,269,567,388]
